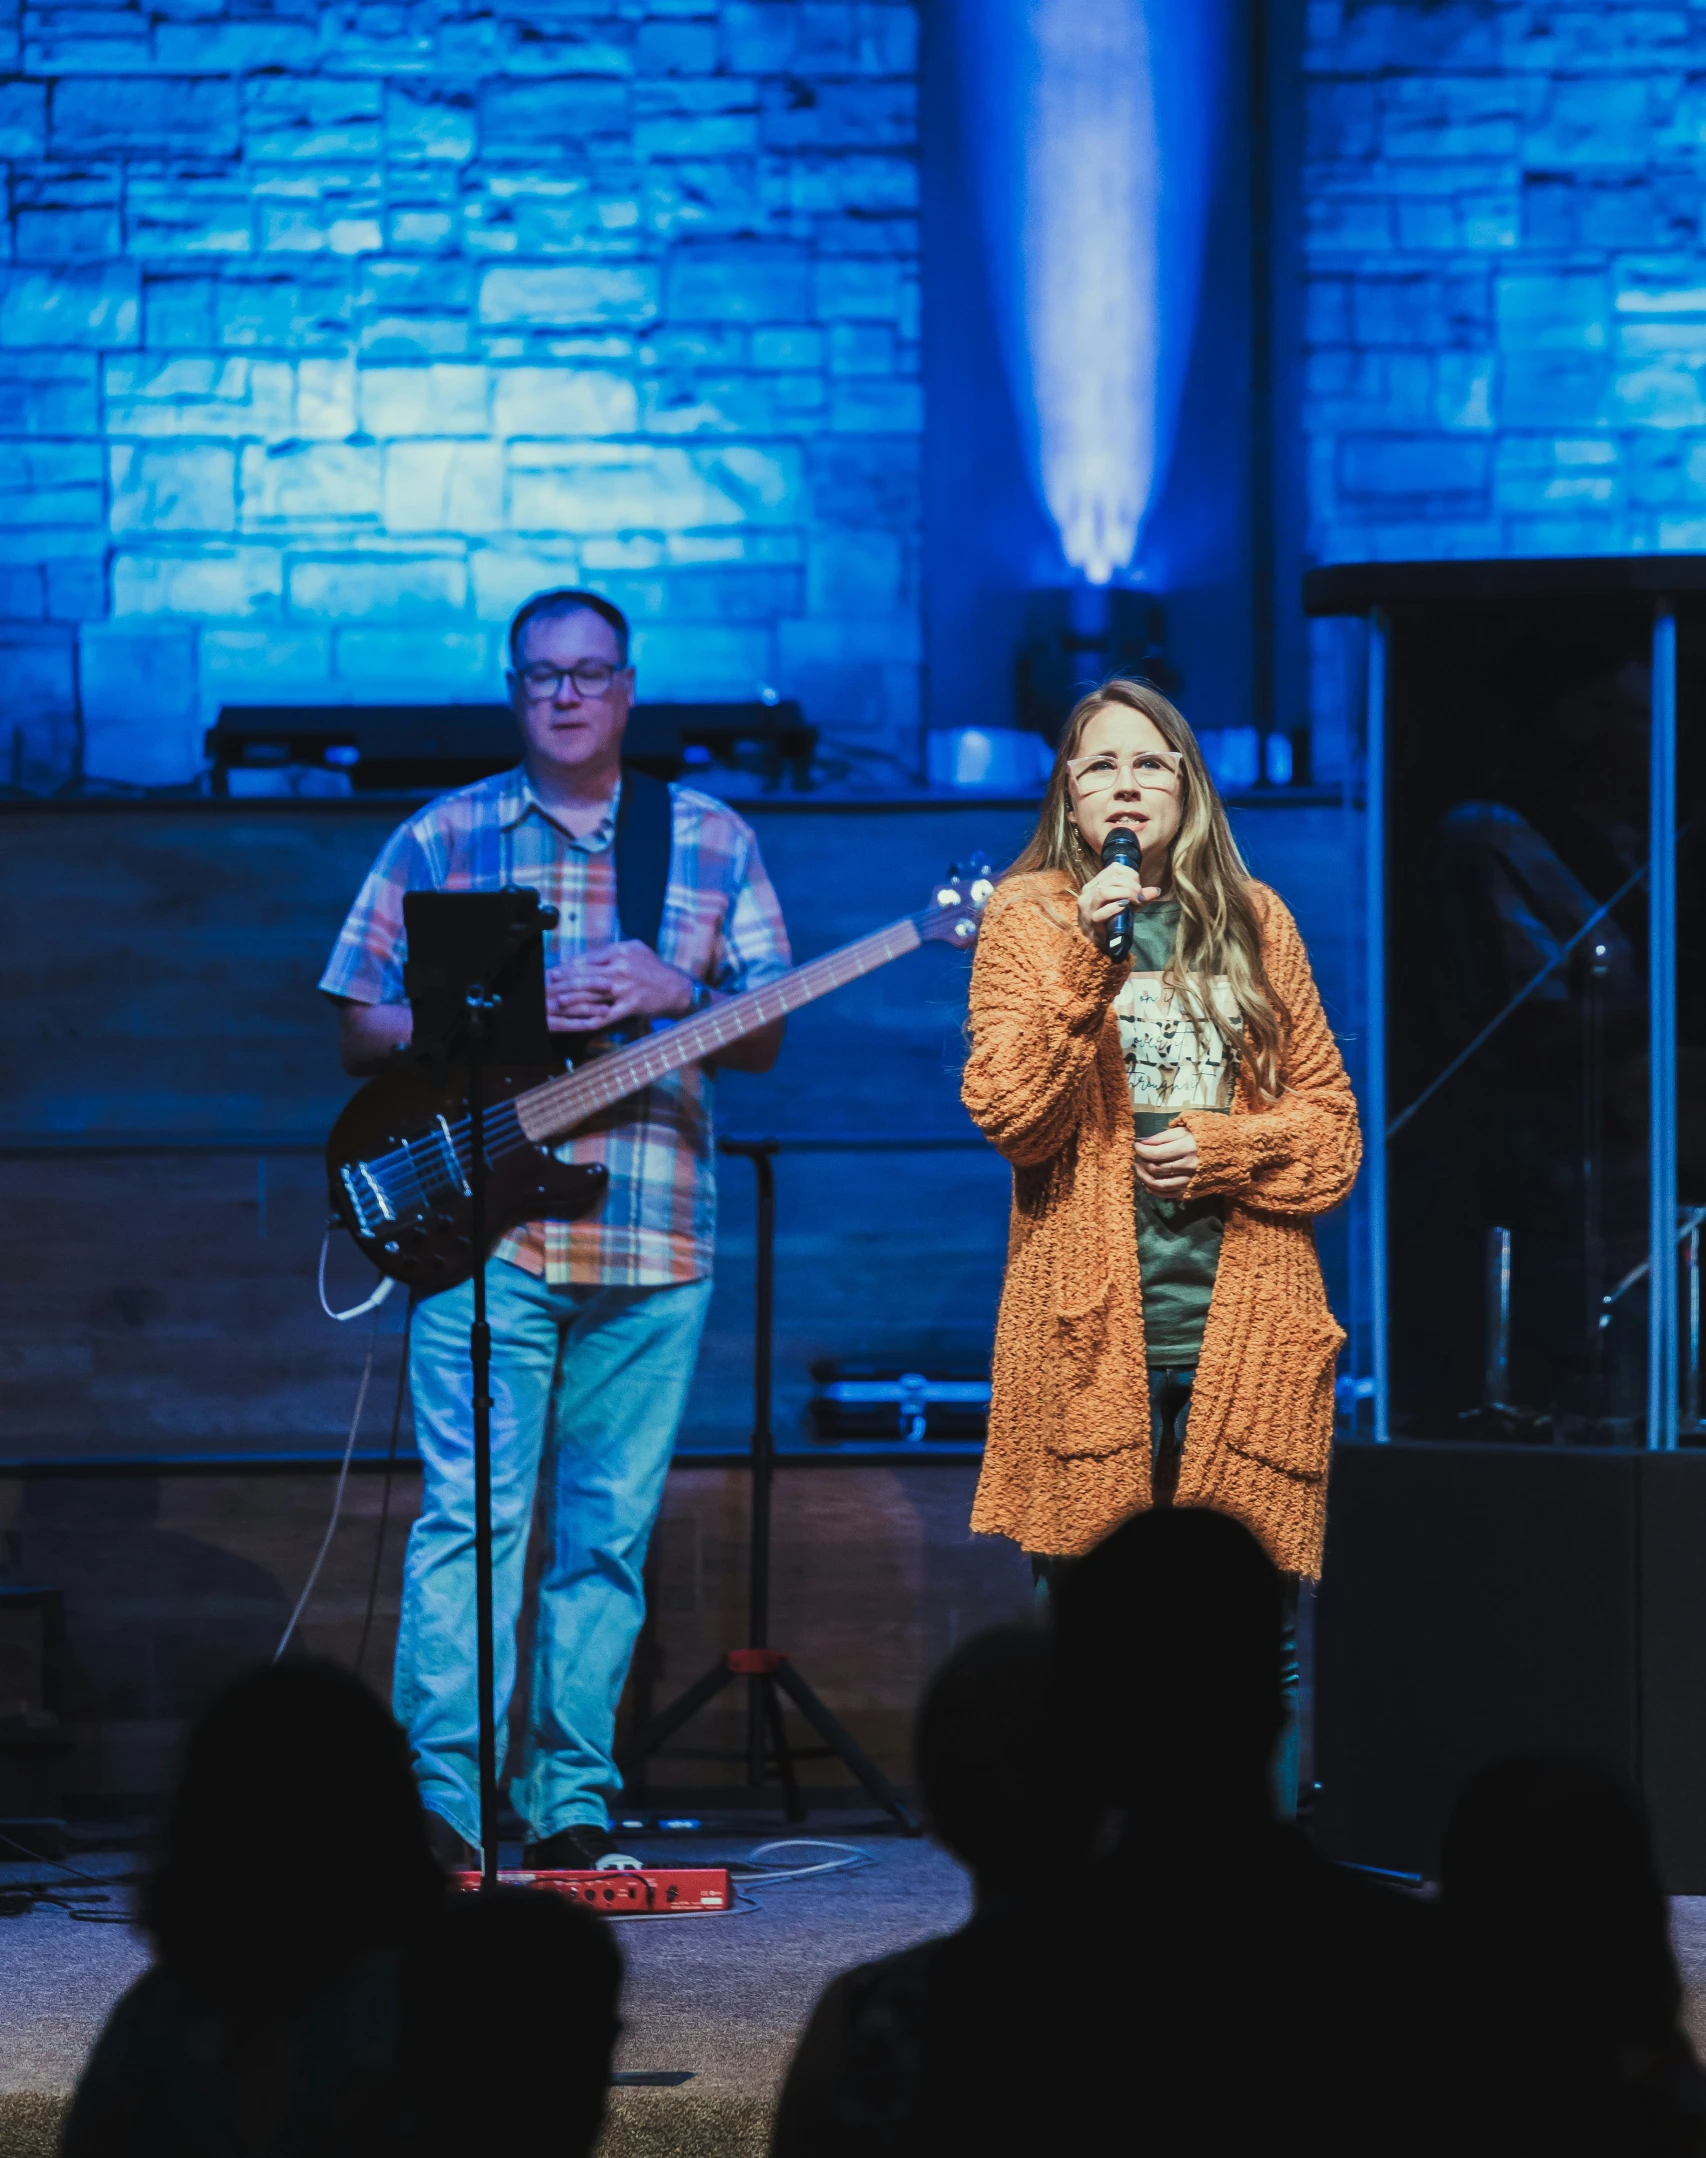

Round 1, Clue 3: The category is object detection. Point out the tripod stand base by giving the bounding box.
[619,1649,917,1832]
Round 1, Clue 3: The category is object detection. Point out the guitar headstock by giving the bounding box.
[918,854,996,946]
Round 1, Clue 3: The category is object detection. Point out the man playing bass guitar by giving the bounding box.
[320,587,791,1870]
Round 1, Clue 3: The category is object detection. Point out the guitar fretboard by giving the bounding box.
[515,912,927,1144]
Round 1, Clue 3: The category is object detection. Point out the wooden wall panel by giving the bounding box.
[0,1462,1031,1804]
[0,796,1348,1463]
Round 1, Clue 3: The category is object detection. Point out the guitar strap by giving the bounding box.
[613,766,675,952]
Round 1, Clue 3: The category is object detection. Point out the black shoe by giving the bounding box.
[522,1824,620,1871]
[424,1812,478,1871]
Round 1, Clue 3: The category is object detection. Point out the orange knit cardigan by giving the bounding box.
[961,871,1361,1579]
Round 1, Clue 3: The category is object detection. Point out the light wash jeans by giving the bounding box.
[395,1260,713,1842]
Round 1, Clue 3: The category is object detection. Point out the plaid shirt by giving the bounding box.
[320,769,792,1287]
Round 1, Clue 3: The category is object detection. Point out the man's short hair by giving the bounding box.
[508,589,631,670]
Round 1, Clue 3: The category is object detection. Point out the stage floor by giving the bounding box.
[12,1827,1706,2156]
[0,1817,969,2158]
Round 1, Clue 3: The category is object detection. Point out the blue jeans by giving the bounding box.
[395,1260,713,1841]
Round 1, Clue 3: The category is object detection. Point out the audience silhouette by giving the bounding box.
[771,1623,1083,2156]
[61,1659,619,2158]
[931,1507,1438,2155]
[395,1883,620,2158]
[1439,1752,1706,2155]
[776,1507,1439,2158]
[56,1539,1706,2158]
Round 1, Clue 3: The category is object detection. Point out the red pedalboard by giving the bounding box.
[453,1866,733,1917]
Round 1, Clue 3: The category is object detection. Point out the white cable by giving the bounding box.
[318,1225,398,1322]
[741,1839,871,1882]
[274,1326,376,1661]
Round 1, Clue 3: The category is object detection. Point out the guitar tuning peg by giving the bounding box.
[954,852,994,906]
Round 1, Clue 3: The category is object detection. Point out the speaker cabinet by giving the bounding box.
[1315,1440,1706,1890]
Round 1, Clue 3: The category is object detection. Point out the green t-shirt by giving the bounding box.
[1114,901,1241,1368]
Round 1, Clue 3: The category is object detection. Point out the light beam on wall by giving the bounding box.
[954,0,1222,587]
[1024,0,1157,585]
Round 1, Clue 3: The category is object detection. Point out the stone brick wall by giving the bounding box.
[1304,1,1706,567]
[0,0,920,788]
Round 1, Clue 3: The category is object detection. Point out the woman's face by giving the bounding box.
[1066,704,1186,865]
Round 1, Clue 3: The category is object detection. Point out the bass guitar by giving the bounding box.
[327,858,993,1295]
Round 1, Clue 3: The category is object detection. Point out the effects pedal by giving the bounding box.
[452,1865,732,1917]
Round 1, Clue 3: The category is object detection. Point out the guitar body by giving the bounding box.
[326,1061,608,1297]
[323,857,994,1303]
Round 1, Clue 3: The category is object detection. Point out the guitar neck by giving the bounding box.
[515,913,926,1144]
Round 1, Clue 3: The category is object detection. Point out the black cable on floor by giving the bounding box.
[0,1825,111,1886]
[356,1293,414,1679]
[0,1827,135,1921]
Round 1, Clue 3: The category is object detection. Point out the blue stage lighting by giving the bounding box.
[1023,0,1157,585]
[953,0,1228,586]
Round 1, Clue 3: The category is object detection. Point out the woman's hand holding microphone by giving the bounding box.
[1075,860,1161,949]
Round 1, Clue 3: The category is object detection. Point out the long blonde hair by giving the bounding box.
[1008,678,1289,1097]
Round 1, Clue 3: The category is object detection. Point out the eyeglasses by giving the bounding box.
[514,661,626,701]
[1066,747,1184,796]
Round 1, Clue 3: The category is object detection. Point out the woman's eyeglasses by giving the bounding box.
[1066,748,1184,797]
[514,661,625,701]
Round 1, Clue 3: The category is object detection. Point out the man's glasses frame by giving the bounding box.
[512,660,628,701]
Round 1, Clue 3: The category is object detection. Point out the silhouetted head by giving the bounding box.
[1440,1752,1680,2050]
[915,1626,1086,1894]
[145,1660,443,2010]
[400,1887,621,2158]
[1051,1507,1285,1819]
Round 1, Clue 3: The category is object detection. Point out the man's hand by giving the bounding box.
[548,941,697,1034]
[549,944,786,1072]
[1134,1125,1199,1198]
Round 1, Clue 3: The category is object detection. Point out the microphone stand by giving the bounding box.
[403,889,556,1891]
[464,982,502,1892]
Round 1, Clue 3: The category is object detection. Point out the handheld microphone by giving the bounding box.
[1101,827,1143,961]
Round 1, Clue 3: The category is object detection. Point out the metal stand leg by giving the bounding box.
[1688,1222,1701,1437]
[1583,939,1609,1419]
[1484,1225,1512,1413]
[769,1659,914,1823]
[617,1140,917,1831]
[467,996,502,1893]
[761,1678,805,1825]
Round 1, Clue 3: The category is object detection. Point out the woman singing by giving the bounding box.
[962,679,1360,1600]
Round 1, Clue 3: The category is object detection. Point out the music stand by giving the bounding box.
[404,887,556,1890]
